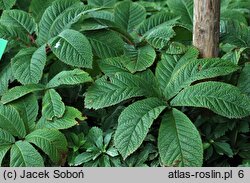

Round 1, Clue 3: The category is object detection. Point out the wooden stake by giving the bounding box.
[193,0,220,58]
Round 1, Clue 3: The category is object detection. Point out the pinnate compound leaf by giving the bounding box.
[85,72,159,109]
[46,69,93,88]
[0,9,36,34]
[123,44,156,73]
[10,141,44,167]
[171,82,250,118]
[42,89,65,120]
[0,104,26,138]
[49,29,93,68]
[1,84,45,104]
[36,0,81,45]
[114,1,146,33]
[26,129,67,164]
[37,106,86,130]
[158,108,203,167]
[0,0,16,10]
[11,95,38,133]
[11,46,46,85]
[114,98,166,159]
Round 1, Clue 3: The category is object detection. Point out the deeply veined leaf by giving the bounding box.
[144,25,176,49]
[221,47,247,65]
[171,82,250,118]
[0,145,11,166]
[98,57,129,74]
[0,104,26,138]
[238,63,250,96]
[36,0,81,45]
[167,0,193,30]
[123,44,156,73]
[0,10,36,34]
[0,128,15,145]
[0,24,30,44]
[164,58,239,100]
[10,141,44,167]
[26,129,67,164]
[49,6,92,38]
[155,53,180,93]
[49,29,93,68]
[29,0,55,21]
[1,84,45,104]
[11,95,38,133]
[11,46,46,85]
[137,12,180,35]
[0,0,16,10]
[85,72,159,109]
[46,69,93,88]
[88,0,116,7]
[37,106,86,130]
[0,62,13,96]
[114,1,146,33]
[114,98,166,159]
[42,89,65,121]
[220,20,250,48]
[158,108,203,167]
[86,30,124,59]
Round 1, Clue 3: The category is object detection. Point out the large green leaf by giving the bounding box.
[163,58,239,100]
[0,128,15,145]
[0,9,36,34]
[167,0,193,30]
[0,104,26,138]
[114,1,146,33]
[1,84,45,104]
[42,89,65,120]
[171,82,250,118]
[26,129,67,164]
[123,44,156,73]
[238,63,250,96]
[10,141,44,167]
[144,25,176,49]
[86,30,124,59]
[11,95,38,133]
[11,46,46,85]
[98,57,129,74]
[46,69,93,88]
[37,106,86,130]
[158,109,203,167]
[114,98,166,159]
[85,72,159,109]
[137,12,180,35]
[36,0,81,45]
[49,29,93,68]
[0,0,16,10]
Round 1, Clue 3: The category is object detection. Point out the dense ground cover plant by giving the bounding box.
[0,0,249,167]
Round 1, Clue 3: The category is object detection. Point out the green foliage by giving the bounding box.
[0,0,249,167]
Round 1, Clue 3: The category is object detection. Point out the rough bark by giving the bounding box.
[193,0,220,58]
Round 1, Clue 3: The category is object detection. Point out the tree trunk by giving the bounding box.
[193,0,220,58]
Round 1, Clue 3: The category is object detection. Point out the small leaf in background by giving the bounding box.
[213,142,234,157]
[0,0,16,10]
